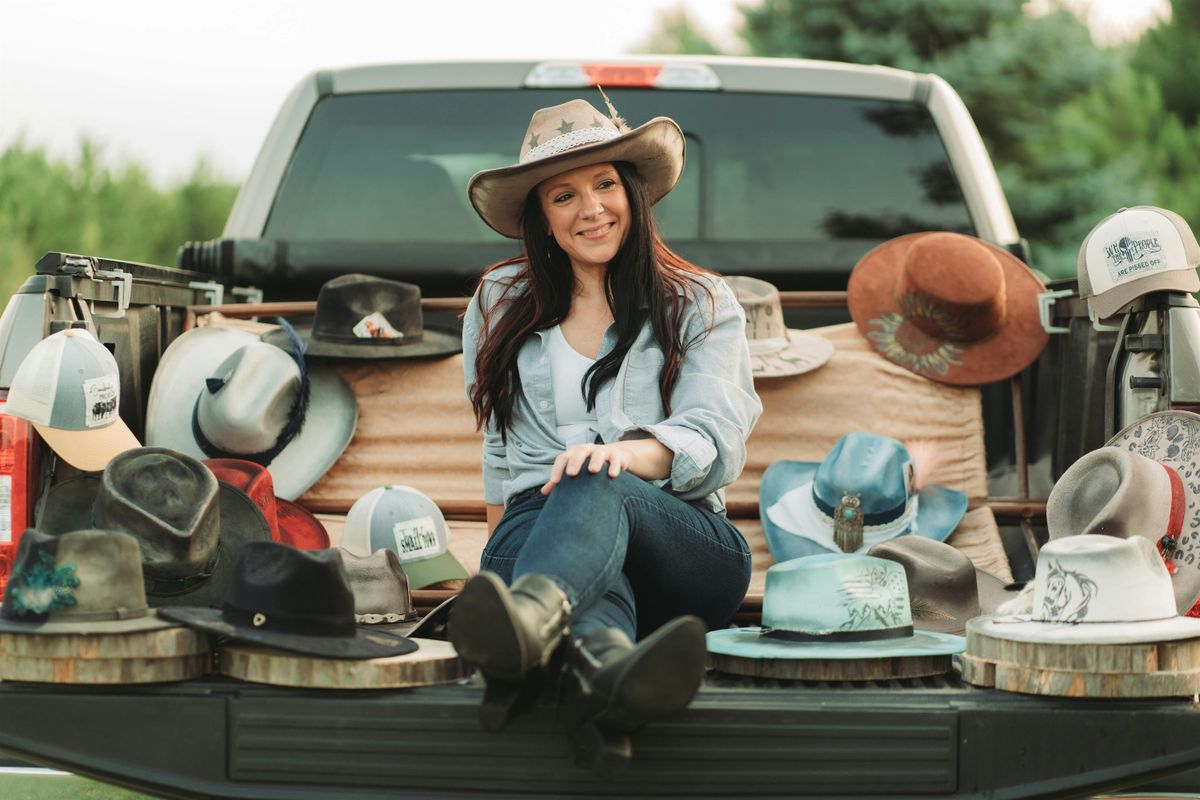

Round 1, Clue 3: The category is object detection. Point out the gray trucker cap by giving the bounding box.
[1077,206,1200,320]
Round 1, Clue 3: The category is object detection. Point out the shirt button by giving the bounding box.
[538,400,549,410]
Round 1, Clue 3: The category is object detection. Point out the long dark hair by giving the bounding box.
[469,161,714,440]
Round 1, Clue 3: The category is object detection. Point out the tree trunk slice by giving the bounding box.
[991,661,1200,698]
[0,653,210,684]
[959,653,995,687]
[0,627,208,660]
[966,631,1200,674]
[219,638,470,689]
[707,652,952,681]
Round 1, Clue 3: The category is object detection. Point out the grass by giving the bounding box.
[0,772,155,799]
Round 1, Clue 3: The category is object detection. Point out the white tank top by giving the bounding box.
[548,324,598,447]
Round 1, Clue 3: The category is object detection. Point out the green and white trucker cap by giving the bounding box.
[339,485,469,589]
[1077,206,1200,320]
[4,329,139,471]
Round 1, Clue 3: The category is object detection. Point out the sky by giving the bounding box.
[0,0,1167,185]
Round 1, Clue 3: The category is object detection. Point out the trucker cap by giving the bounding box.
[1077,206,1200,320]
[339,485,469,589]
[4,329,139,471]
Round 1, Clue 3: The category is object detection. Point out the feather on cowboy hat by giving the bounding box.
[467,95,685,238]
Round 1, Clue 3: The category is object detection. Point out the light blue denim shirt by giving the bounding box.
[462,263,763,515]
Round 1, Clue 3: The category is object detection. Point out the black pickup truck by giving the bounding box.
[0,57,1194,799]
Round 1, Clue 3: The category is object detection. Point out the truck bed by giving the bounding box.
[2,669,1200,799]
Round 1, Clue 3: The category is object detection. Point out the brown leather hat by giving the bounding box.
[869,536,1010,634]
[848,232,1048,386]
[339,548,420,636]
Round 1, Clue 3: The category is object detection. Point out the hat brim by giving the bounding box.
[759,459,968,563]
[156,606,418,660]
[145,327,358,501]
[400,550,470,590]
[276,499,330,549]
[847,233,1049,386]
[262,325,462,361]
[977,570,1016,617]
[968,613,1200,645]
[34,419,141,473]
[1091,269,1200,320]
[146,483,274,609]
[751,330,835,379]
[706,626,965,660]
[0,609,176,635]
[468,117,685,239]
[37,475,102,535]
[1105,410,1200,613]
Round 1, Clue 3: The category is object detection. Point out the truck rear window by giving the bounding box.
[264,89,973,248]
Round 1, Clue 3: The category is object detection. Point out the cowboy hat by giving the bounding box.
[725,275,833,379]
[0,529,173,635]
[339,548,421,636]
[848,231,1049,386]
[468,97,684,239]
[204,459,330,550]
[145,326,357,501]
[760,432,967,562]
[158,542,418,660]
[261,275,461,360]
[705,553,965,662]
[970,535,1200,644]
[868,536,1011,635]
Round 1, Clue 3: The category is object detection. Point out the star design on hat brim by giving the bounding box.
[592,117,605,128]
[527,132,540,149]
[557,119,575,135]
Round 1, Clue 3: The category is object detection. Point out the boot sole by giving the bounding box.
[591,616,707,731]
[448,573,528,682]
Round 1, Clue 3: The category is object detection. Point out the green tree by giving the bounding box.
[1133,0,1200,126]
[633,5,724,55]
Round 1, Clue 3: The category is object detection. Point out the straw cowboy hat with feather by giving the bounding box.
[468,94,685,239]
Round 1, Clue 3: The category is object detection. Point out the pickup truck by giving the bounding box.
[0,56,1194,799]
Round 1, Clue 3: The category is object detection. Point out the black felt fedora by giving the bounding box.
[263,274,461,360]
[158,541,419,659]
[84,447,274,608]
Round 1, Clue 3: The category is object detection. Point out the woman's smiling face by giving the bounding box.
[537,161,630,272]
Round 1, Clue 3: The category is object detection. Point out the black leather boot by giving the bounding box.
[566,615,706,774]
[448,571,571,682]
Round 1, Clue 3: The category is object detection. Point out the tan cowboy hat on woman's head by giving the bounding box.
[468,97,685,238]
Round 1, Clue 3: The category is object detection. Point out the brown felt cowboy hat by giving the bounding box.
[848,232,1049,386]
[468,97,685,239]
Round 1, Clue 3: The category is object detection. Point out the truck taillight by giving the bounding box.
[525,61,720,90]
[0,397,36,599]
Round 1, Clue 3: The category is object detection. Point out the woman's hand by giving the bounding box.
[540,438,672,495]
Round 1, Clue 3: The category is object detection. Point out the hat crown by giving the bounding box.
[894,233,1007,343]
[869,536,980,631]
[1,529,151,623]
[342,485,449,563]
[518,99,626,164]
[94,447,221,582]
[197,343,300,454]
[312,274,425,345]
[5,329,122,431]
[1032,535,1175,623]
[763,553,913,635]
[813,433,914,517]
[205,458,281,541]
[226,542,355,621]
[340,548,414,619]
[1047,447,1173,540]
[727,275,787,343]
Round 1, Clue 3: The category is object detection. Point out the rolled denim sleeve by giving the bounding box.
[462,288,510,505]
[624,278,762,499]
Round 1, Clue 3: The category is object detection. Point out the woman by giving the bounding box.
[452,97,761,735]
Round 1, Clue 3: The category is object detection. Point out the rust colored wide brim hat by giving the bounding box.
[204,459,330,550]
[848,232,1049,386]
[468,97,685,239]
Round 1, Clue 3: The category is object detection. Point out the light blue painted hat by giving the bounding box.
[706,553,965,660]
[759,432,968,563]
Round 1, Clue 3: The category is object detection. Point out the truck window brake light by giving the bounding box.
[526,62,720,91]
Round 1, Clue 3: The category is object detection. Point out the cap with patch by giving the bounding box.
[4,329,140,471]
[339,485,469,589]
[1077,206,1200,320]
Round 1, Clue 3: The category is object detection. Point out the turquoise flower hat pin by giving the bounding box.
[10,550,80,616]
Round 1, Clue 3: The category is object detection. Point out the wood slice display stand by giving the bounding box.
[707,651,953,681]
[220,638,470,689]
[962,628,1200,698]
[0,627,210,684]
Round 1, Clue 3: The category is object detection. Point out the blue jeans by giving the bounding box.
[480,464,752,641]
